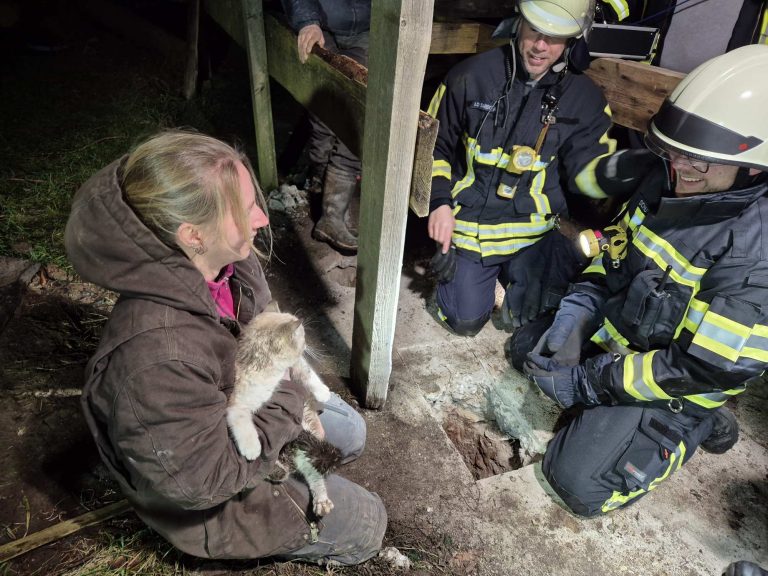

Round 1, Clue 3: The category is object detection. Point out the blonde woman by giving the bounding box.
[65,130,386,564]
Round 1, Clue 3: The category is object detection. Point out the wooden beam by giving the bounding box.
[586,58,685,133]
[0,500,132,563]
[430,21,504,54]
[351,0,434,409]
[241,0,279,191]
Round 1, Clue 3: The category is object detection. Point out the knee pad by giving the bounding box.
[440,311,490,337]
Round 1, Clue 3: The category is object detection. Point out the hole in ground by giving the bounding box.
[442,408,524,480]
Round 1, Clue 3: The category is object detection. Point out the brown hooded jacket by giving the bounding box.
[64,159,316,559]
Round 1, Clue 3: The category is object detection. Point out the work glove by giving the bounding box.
[501,231,588,330]
[595,149,663,199]
[523,352,616,408]
[533,286,605,366]
[430,244,457,284]
[501,264,546,329]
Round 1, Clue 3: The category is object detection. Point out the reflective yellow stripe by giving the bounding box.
[529,168,551,213]
[640,351,673,400]
[622,352,673,401]
[683,297,708,333]
[601,442,685,513]
[691,311,752,364]
[432,159,451,180]
[591,318,631,351]
[584,258,606,276]
[633,226,707,288]
[427,84,446,118]
[621,354,645,401]
[574,106,617,199]
[451,135,477,199]
[452,234,542,257]
[604,0,630,20]
[760,7,768,45]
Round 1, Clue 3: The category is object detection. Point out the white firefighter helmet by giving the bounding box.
[518,0,596,39]
[646,44,768,172]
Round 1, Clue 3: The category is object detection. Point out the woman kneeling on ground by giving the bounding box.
[65,129,386,564]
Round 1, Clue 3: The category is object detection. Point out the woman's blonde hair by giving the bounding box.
[121,129,270,257]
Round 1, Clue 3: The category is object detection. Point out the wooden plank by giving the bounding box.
[351,0,434,409]
[585,58,685,133]
[430,21,504,54]
[242,0,279,192]
[0,500,132,563]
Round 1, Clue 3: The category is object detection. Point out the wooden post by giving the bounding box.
[183,0,200,100]
[241,0,279,191]
[351,0,434,409]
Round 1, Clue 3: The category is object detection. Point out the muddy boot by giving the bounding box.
[312,167,358,252]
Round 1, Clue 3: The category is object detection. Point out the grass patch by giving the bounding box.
[0,35,205,268]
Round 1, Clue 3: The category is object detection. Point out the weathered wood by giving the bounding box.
[586,58,685,133]
[410,114,440,217]
[0,500,132,563]
[433,0,516,19]
[183,0,200,100]
[242,0,279,191]
[351,0,434,409]
[430,21,503,54]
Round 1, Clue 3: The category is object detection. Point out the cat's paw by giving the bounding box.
[236,437,262,461]
[311,382,332,403]
[313,497,334,517]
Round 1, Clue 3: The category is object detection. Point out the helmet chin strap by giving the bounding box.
[731,167,766,191]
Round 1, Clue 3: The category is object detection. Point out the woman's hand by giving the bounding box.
[297,24,324,63]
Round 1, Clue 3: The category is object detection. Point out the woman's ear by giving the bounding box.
[176,222,203,250]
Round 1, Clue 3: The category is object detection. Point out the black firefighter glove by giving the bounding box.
[595,149,663,198]
[430,244,457,284]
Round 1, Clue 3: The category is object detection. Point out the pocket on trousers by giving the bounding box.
[614,410,681,493]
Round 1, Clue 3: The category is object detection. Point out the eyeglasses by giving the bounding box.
[666,151,710,174]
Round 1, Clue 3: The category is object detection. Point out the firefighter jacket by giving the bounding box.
[428,44,616,266]
[581,166,768,410]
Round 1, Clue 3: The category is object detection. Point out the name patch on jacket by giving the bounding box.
[470,101,496,112]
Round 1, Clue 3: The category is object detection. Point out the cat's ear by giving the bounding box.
[289,318,302,334]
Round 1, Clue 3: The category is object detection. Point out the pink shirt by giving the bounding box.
[207,264,236,319]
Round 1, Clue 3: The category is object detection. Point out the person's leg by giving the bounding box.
[318,393,366,464]
[436,252,500,336]
[305,32,340,189]
[542,403,715,517]
[312,31,369,250]
[275,474,387,565]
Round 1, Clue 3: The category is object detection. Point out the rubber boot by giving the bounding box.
[312,167,358,252]
[700,406,739,454]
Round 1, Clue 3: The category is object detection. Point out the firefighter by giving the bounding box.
[427,0,618,336]
[509,45,768,516]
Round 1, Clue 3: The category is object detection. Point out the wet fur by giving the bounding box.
[226,311,338,516]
